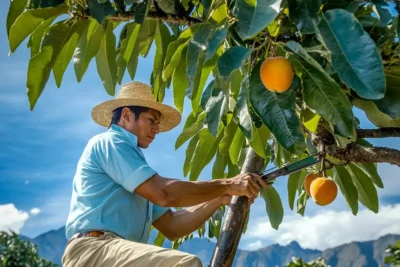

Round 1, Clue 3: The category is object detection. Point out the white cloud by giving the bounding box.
[245,240,264,250]
[0,204,29,234]
[30,208,40,216]
[244,204,400,251]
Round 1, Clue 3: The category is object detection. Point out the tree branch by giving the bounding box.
[309,127,400,167]
[103,11,202,25]
[356,128,400,138]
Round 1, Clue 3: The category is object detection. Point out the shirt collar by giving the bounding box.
[109,124,138,147]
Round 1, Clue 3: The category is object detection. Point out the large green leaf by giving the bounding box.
[333,166,358,215]
[373,74,400,119]
[229,127,245,164]
[286,41,354,137]
[87,0,116,24]
[163,39,190,81]
[186,24,214,101]
[288,0,321,34]
[27,21,71,110]
[205,26,228,62]
[260,186,284,230]
[205,83,228,136]
[53,20,88,88]
[212,151,229,179]
[8,4,69,53]
[353,99,400,127]
[175,121,204,150]
[233,0,282,40]
[122,23,140,64]
[96,22,117,95]
[135,0,151,24]
[288,171,300,210]
[217,47,251,79]
[183,133,200,177]
[190,129,224,181]
[28,17,56,58]
[74,20,103,82]
[249,62,306,154]
[173,48,188,113]
[296,190,308,216]
[317,9,385,100]
[7,0,28,37]
[219,119,238,155]
[236,84,253,140]
[248,127,268,158]
[347,163,379,213]
[358,163,383,189]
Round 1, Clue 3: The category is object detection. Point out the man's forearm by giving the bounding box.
[162,178,231,207]
[168,198,223,240]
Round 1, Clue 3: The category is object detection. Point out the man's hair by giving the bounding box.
[109,106,149,127]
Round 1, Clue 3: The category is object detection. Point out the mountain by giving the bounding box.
[25,227,399,267]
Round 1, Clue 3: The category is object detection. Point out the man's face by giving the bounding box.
[122,108,161,148]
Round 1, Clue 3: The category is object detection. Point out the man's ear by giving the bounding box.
[121,107,132,122]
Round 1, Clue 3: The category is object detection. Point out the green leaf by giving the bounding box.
[210,3,228,24]
[347,163,379,213]
[96,22,117,95]
[296,190,308,216]
[249,61,306,154]
[8,4,69,53]
[135,0,151,24]
[163,39,190,81]
[205,26,228,62]
[154,231,165,247]
[122,23,141,64]
[74,20,103,82]
[288,0,321,34]
[87,0,116,24]
[183,133,200,177]
[53,19,89,88]
[175,121,203,150]
[173,48,188,113]
[157,0,175,13]
[218,47,251,79]
[28,17,56,58]
[316,9,385,100]
[333,166,358,215]
[358,163,383,189]
[40,0,64,7]
[219,119,238,155]
[373,74,400,119]
[260,186,284,230]
[201,80,214,110]
[353,99,400,127]
[7,0,28,37]
[236,84,253,140]
[186,24,214,100]
[233,0,282,40]
[302,108,320,133]
[288,171,300,210]
[205,84,228,136]
[286,41,354,137]
[190,129,224,181]
[27,21,72,110]
[229,127,245,164]
[249,127,267,158]
[212,151,229,179]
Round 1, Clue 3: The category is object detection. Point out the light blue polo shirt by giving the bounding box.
[65,124,169,242]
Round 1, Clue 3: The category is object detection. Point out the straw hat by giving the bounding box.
[92,82,181,132]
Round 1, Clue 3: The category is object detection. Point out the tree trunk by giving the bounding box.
[210,149,265,267]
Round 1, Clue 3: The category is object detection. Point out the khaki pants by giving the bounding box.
[62,232,203,267]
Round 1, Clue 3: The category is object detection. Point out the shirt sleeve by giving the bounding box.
[152,204,170,223]
[95,136,157,192]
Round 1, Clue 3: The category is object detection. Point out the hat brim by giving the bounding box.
[92,99,181,132]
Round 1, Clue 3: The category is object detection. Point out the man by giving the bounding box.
[62,82,267,267]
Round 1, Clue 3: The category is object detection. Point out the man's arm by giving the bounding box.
[152,195,232,241]
[135,173,267,208]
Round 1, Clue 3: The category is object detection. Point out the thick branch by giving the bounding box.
[310,128,400,167]
[356,128,400,138]
[104,11,201,25]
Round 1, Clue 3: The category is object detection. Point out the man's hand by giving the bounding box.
[226,173,268,201]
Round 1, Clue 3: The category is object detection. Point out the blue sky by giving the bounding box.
[1,1,400,252]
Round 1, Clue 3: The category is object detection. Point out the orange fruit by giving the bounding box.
[310,177,338,206]
[260,57,294,93]
[304,173,318,196]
